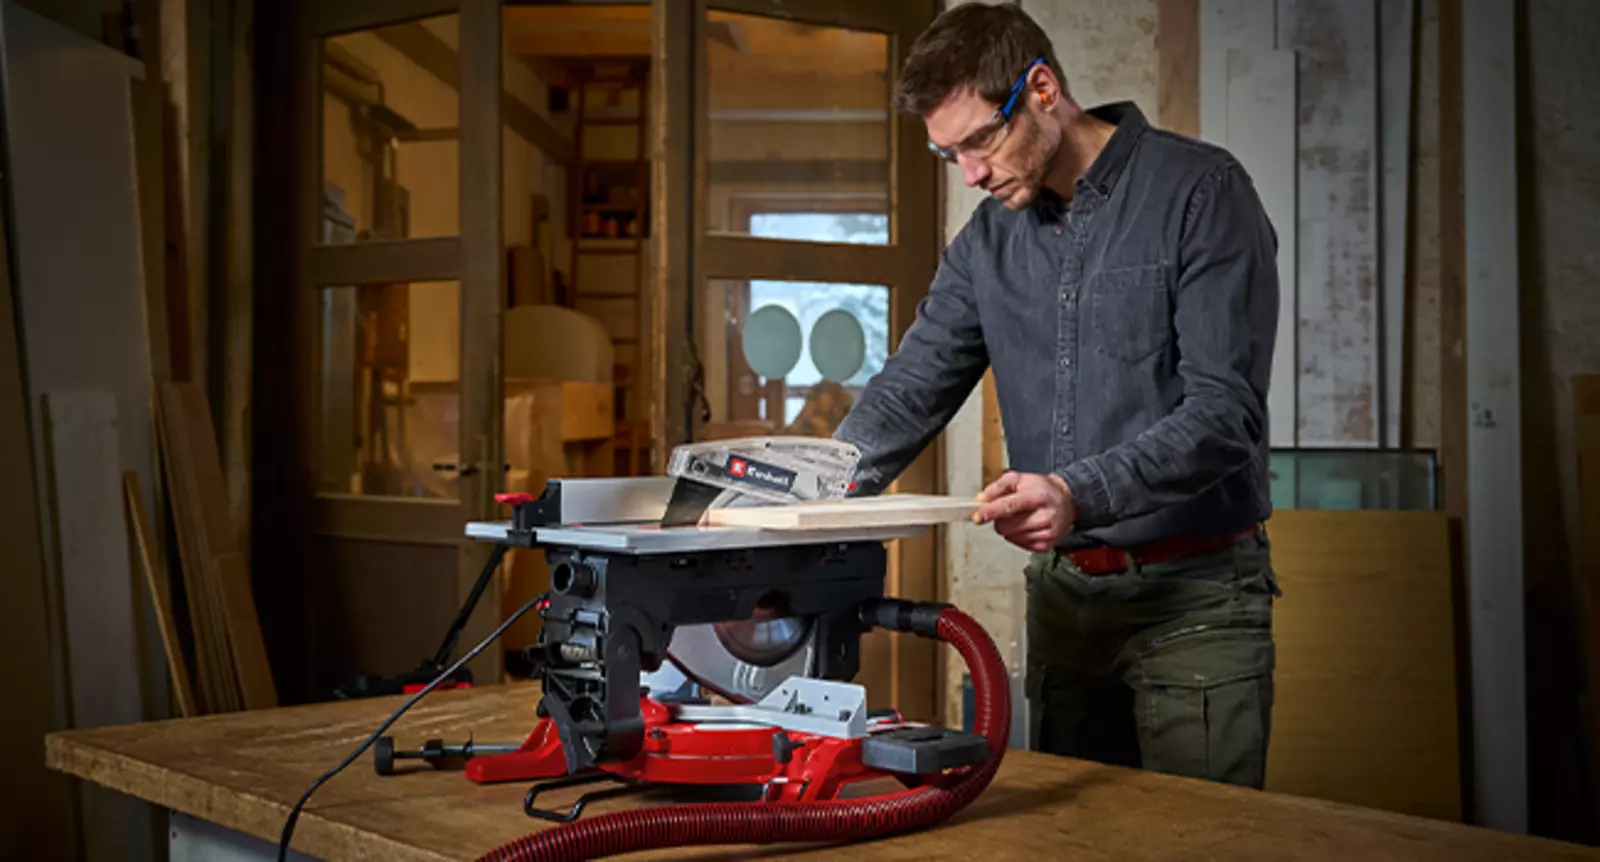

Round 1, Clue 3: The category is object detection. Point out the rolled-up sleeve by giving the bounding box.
[833,216,991,496]
[1059,159,1278,527]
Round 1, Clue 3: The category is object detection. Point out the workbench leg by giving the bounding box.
[169,811,317,861]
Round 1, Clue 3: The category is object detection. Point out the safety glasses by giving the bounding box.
[927,56,1047,164]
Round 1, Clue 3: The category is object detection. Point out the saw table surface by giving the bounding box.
[45,683,1600,862]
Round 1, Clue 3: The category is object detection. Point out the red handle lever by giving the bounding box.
[495,492,534,507]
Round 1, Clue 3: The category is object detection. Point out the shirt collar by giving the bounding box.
[1072,100,1148,202]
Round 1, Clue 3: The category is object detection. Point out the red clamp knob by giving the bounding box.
[495,492,535,507]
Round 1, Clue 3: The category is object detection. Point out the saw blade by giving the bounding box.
[666,620,815,703]
[712,616,811,667]
[659,478,723,527]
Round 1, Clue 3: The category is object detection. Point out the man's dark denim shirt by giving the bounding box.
[834,101,1279,550]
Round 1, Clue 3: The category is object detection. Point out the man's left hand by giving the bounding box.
[972,471,1077,552]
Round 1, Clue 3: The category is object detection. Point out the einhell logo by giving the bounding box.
[726,455,797,493]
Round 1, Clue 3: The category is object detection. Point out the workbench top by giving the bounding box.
[44,683,1599,861]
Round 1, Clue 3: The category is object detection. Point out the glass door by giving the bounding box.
[284,0,505,695]
[654,0,943,719]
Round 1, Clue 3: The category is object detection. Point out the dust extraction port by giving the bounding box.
[551,559,596,597]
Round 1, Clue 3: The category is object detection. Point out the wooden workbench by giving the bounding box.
[44,683,1600,861]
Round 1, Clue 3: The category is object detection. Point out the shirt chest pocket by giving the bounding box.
[1089,263,1174,364]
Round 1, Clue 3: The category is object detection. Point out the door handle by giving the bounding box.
[431,462,512,477]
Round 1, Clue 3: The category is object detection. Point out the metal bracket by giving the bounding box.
[670,676,867,739]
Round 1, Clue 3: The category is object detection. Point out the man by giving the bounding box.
[832,4,1283,789]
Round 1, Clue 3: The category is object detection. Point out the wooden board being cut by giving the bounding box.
[705,494,979,530]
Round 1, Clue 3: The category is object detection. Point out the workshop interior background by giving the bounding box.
[1,0,1598,858]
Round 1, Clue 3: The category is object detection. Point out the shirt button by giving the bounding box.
[1060,357,1071,368]
[1061,290,1074,301]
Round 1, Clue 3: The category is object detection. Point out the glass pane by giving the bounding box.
[320,15,460,244]
[1267,450,1437,510]
[703,11,890,244]
[697,278,889,440]
[318,281,461,498]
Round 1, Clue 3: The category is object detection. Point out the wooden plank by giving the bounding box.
[708,159,888,185]
[702,234,898,285]
[43,683,1600,862]
[704,494,978,530]
[1197,0,1275,143]
[1380,0,1416,447]
[650,0,696,469]
[1280,0,1380,447]
[1157,0,1200,136]
[1461,0,1524,832]
[700,0,908,32]
[130,76,173,382]
[1577,375,1600,837]
[39,392,149,862]
[156,383,241,713]
[303,0,458,38]
[311,495,461,545]
[1437,0,1466,519]
[224,0,256,552]
[1267,510,1462,821]
[124,471,198,719]
[307,236,461,286]
[886,0,946,727]
[981,370,1006,488]
[174,382,276,710]
[457,0,506,687]
[373,20,575,166]
[1224,47,1297,448]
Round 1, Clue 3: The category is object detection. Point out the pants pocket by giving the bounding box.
[1130,626,1275,789]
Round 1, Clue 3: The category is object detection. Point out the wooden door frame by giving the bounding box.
[649,0,945,720]
[254,0,504,701]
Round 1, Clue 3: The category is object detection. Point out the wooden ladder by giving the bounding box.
[566,59,650,475]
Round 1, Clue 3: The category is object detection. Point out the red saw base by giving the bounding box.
[464,695,910,802]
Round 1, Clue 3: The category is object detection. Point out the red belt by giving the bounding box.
[1064,524,1262,575]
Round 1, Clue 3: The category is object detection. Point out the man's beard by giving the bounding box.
[997,127,1057,210]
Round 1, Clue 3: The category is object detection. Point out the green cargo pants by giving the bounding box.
[1023,528,1280,788]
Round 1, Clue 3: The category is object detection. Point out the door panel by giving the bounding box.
[701,11,892,240]
[657,0,943,720]
[276,0,505,699]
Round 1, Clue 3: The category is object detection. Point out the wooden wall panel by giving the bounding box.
[1267,509,1462,822]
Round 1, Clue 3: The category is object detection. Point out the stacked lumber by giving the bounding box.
[123,382,276,716]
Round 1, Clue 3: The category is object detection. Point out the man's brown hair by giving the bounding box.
[893,4,1066,117]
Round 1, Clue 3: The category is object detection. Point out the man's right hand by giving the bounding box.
[972,470,1078,552]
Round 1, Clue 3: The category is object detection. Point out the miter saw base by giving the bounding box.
[452,676,987,822]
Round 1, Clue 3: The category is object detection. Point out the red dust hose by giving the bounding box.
[476,600,1010,862]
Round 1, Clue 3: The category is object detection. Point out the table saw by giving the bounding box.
[280,437,1011,862]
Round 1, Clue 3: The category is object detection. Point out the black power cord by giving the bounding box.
[277,576,546,861]
[333,544,509,700]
